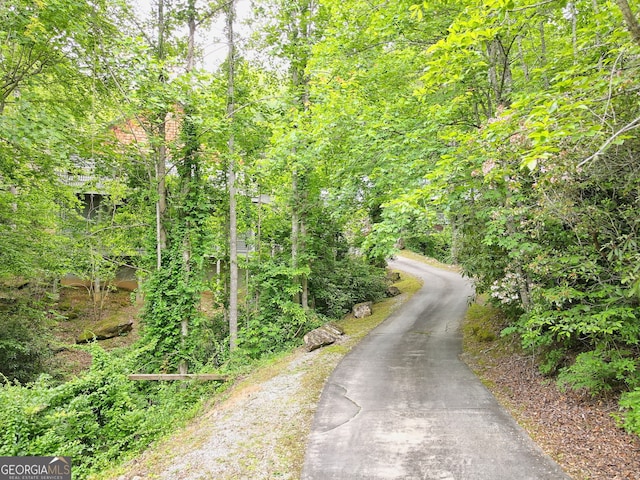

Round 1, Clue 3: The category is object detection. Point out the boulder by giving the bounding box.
[77,317,133,343]
[304,323,344,352]
[322,322,345,336]
[352,301,373,318]
[386,285,401,297]
[386,270,401,283]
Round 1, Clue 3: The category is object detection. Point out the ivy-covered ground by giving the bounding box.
[462,303,640,480]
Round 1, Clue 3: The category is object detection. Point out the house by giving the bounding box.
[61,109,271,290]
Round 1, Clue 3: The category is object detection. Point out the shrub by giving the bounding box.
[0,292,53,383]
[619,388,640,436]
[557,349,640,396]
[309,256,388,318]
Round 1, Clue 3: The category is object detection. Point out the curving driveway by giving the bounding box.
[302,256,570,480]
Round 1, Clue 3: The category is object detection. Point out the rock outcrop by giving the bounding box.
[77,317,134,343]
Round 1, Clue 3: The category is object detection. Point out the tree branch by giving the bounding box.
[577,115,640,168]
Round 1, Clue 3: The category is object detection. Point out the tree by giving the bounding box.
[409,0,640,410]
[259,0,327,309]
[0,0,122,382]
[226,0,239,351]
[128,0,224,372]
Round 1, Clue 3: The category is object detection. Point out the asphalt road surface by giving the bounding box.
[302,256,571,480]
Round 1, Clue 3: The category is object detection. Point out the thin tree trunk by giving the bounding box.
[9,185,17,229]
[517,35,530,82]
[288,2,312,308]
[155,0,168,270]
[616,0,640,47]
[291,167,301,305]
[156,125,167,270]
[252,189,263,311]
[186,0,196,73]
[593,0,603,70]
[300,218,308,310]
[227,0,239,351]
[487,37,512,109]
[571,7,577,61]
[539,20,549,89]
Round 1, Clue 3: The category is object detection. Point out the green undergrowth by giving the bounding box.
[0,344,228,479]
[19,263,420,480]
[460,299,521,386]
[462,300,508,357]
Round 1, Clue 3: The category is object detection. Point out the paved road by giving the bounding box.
[302,256,571,480]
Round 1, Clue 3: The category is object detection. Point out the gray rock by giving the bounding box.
[394,237,405,249]
[352,301,373,318]
[386,270,401,282]
[304,323,344,352]
[322,322,345,336]
[386,285,401,297]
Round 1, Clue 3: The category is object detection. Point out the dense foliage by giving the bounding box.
[0,345,217,478]
[412,0,640,431]
[2,0,640,475]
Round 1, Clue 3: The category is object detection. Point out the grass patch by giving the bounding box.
[461,298,512,365]
[463,302,500,344]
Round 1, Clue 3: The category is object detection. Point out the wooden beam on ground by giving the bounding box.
[128,374,228,381]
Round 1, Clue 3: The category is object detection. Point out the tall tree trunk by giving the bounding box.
[291,167,301,305]
[539,20,550,89]
[9,185,17,229]
[155,128,167,270]
[226,0,239,351]
[516,35,530,82]
[186,0,196,73]
[288,0,313,308]
[155,0,168,270]
[571,5,577,61]
[300,218,308,310]
[593,0,603,70]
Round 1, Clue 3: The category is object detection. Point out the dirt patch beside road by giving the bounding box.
[461,303,640,480]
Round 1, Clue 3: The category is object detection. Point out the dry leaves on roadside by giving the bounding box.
[466,351,640,480]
